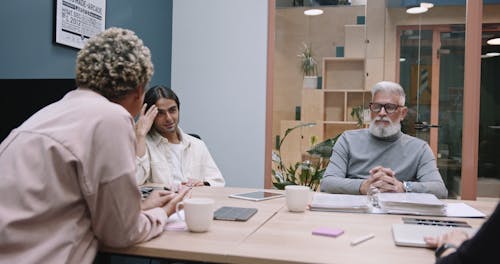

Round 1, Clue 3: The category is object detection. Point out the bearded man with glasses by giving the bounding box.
[320,81,447,198]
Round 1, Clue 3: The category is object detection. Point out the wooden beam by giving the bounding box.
[264,0,275,189]
[461,0,482,200]
[429,30,441,158]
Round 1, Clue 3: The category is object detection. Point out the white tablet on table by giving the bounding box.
[229,191,284,201]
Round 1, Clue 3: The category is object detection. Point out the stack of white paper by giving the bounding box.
[310,192,485,218]
[310,192,370,213]
[377,193,446,216]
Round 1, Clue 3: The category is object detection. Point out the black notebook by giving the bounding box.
[213,206,258,221]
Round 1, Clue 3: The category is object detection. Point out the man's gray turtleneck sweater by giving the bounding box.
[320,129,448,198]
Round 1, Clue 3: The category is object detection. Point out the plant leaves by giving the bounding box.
[306,134,341,158]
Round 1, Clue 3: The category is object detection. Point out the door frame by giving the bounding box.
[396,18,483,200]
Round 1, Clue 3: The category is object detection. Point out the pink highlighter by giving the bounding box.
[312,227,344,237]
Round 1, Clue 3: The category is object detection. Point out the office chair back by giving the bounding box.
[188,133,201,140]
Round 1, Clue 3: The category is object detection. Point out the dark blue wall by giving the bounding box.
[0,0,172,86]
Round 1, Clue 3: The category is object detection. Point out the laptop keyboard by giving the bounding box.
[214,206,258,221]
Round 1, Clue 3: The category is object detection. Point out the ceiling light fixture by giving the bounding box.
[481,52,500,59]
[487,38,500,45]
[304,9,324,16]
[420,2,434,9]
[406,0,434,14]
[406,6,428,14]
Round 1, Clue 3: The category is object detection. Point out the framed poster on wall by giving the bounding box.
[55,0,106,49]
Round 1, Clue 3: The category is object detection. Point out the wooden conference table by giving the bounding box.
[100,186,499,264]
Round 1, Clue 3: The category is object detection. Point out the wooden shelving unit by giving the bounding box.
[278,18,374,166]
[300,56,371,143]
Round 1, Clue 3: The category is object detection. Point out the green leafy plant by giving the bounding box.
[298,43,318,76]
[272,123,340,191]
[272,106,363,191]
[350,105,365,128]
[306,134,340,158]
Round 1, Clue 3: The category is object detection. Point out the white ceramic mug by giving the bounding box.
[176,198,214,232]
[285,185,310,212]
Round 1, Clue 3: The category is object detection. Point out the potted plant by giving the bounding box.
[271,104,364,190]
[272,122,339,191]
[298,43,319,89]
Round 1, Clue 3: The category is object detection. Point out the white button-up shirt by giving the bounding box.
[136,128,225,188]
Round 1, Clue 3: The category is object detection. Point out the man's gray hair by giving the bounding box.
[371,81,406,106]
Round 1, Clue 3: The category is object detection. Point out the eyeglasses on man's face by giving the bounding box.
[369,102,404,114]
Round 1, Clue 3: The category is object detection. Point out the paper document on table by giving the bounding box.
[310,192,450,216]
[310,193,370,213]
[445,203,486,218]
[310,192,487,217]
[377,193,446,216]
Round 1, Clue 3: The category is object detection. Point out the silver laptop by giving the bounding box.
[392,223,477,247]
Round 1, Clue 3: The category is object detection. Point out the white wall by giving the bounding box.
[172,0,268,188]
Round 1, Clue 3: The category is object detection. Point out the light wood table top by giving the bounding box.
[228,201,495,264]
[101,188,499,264]
[101,186,286,263]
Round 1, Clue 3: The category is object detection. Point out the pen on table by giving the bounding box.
[350,233,375,246]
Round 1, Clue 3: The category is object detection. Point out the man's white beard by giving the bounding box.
[369,116,401,138]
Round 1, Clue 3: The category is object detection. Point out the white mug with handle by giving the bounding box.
[175,198,215,232]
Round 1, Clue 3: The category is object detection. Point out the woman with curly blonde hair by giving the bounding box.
[0,27,189,264]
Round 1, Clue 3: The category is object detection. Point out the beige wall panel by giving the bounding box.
[301,89,324,121]
[384,59,397,83]
[324,58,364,90]
[365,0,385,58]
[344,25,365,58]
[324,92,345,122]
[365,58,385,90]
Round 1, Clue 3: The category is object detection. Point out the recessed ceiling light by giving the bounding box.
[400,58,407,62]
[482,52,500,59]
[420,2,434,9]
[406,6,428,14]
[304,9,324,16]
[487,38,500,45]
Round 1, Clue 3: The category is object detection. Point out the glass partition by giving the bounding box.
[395,5,500,198]
[478,23,500,197]
[271,1,500,197]
[273,1,367,169]
[399,25,467,198]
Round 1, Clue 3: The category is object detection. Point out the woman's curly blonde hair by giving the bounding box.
[75,27,154,100]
